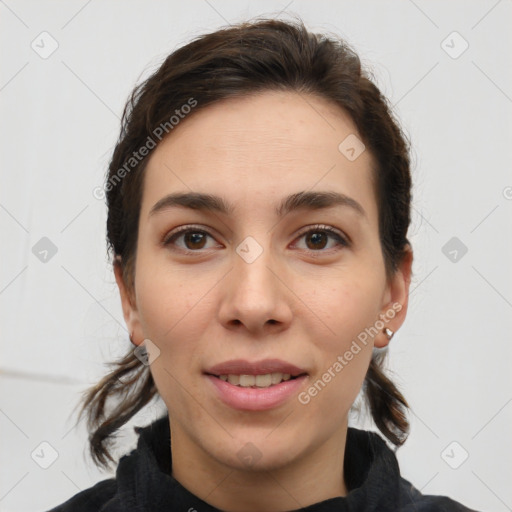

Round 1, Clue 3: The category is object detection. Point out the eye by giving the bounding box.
[162,225,220,254]
[293,224,349,252]
[162,224,349,255]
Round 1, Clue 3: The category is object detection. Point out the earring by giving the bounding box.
[129,331,136,346]
[384,327,394,340]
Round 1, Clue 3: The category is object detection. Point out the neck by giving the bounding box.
[170,416,349,512]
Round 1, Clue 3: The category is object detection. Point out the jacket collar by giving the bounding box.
[114,415,403,511]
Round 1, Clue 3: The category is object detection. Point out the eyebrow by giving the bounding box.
[149,190,366,219]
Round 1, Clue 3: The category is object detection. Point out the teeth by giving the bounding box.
[239,375,255,386]
[255,374,272,387]
[218,372,296,388]
[227,374,240,385]
[271,372,282,384]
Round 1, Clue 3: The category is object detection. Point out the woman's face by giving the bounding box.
[116,91,411,472]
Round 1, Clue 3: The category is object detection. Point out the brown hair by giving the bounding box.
[76,16,412,471]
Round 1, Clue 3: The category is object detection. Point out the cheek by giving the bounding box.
[298,296,376,430]
[134,264,211,424]
[309,273,384,347]
[133,257,216,389]
[134,249,209,342]
[298,276,382,403]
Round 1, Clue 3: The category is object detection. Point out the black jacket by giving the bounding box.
[46,415,477,511]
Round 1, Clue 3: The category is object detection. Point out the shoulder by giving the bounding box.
[45,477,117,512]
[398,477,479,511]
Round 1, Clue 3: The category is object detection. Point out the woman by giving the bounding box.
[47,17,476,512]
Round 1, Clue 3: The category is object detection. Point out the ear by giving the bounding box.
[374,244,413,349]
[113,257,144,347]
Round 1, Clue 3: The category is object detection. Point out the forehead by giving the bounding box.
[141,91,377,222]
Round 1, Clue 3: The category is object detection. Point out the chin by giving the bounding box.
[211,430,305,472]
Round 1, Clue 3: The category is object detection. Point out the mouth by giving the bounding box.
[203,359,309,410]
[206,372,306,388]
[204,358,308,387]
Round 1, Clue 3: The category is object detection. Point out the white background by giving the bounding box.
[1,1,511,511]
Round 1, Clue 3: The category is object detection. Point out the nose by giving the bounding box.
[218,237,293,336]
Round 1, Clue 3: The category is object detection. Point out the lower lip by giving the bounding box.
[205,374,308,411]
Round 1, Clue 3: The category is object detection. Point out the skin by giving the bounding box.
[115,90,413,512]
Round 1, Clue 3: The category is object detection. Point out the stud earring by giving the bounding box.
[129,331,136,346]
[384,327,394,340]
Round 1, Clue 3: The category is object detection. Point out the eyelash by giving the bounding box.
[162,224,350,256]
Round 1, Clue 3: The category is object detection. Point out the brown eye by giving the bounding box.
[304,232,329,250]
[182,231,208,250]
[294,225,349,252]
[163,226,218,253]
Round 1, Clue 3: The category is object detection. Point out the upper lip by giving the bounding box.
[205,359,308,376]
